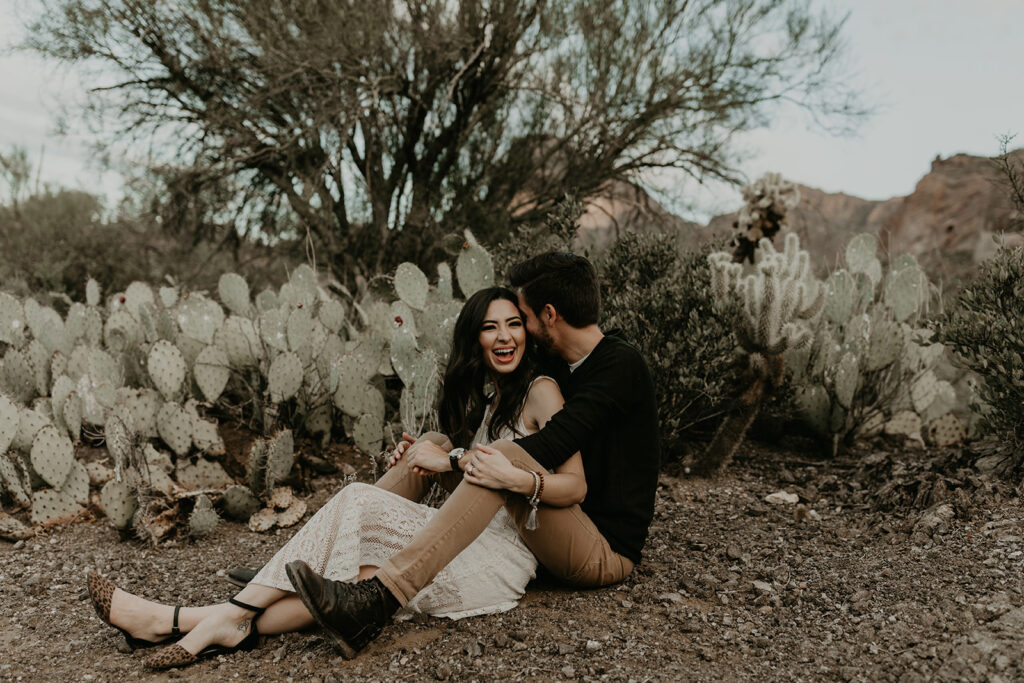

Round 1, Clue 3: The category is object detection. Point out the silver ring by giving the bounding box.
[466,464,475,475]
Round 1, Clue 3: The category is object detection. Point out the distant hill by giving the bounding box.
[579,150,1024,287]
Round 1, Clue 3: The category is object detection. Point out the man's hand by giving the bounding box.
[386,432,418,469]
[405,439,452,475]
[463,444,534,494]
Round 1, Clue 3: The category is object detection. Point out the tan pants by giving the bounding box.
[373,433,634,606]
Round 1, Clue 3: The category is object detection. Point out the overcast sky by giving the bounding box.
[1,0,1022,220]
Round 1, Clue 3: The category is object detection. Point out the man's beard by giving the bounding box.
[533,326,557,356]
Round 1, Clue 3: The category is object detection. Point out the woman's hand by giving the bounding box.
[463,444,533,494]
[386,432,418,469]
[405,439,451,475]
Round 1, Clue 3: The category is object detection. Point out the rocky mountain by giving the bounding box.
[579,150,1024,287]
[705,150,1024,285]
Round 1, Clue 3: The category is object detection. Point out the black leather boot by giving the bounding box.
[285,561,400,659]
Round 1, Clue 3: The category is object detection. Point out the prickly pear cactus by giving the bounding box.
[266,430,294,486]
[188,494,220,537]
[394,262,429,311]
[157,402,193,457]
[353,412,383,455]
[0,395,18,454]
[29,425,75,489]
[100,479,137,529]
[148,340,187,401]
[0,293,27,349]
[218,273,252,317]
[193,345,231,402]
[221,484,260,521]
[268,352,304,402]
[455,235,495,298]
[30,488,83,525]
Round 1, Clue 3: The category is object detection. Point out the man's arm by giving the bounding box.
[514,350,636,470]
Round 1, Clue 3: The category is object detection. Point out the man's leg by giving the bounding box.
[489,439,634,588]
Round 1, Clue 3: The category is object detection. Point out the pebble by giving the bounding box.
[586,640,602,652]
[561,665,575,677]
[434,664,451,680]
[557,643,574,655]
[620,599,633,609]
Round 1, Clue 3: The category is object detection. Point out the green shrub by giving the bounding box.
[939,245,1024,466]
[598,233,739,455]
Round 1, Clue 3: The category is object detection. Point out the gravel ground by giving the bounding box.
[1,442,1022,682]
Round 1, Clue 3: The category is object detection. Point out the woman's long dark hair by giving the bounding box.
[438,287,537,448]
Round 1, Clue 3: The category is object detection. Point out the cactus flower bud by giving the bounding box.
[395,316,403,326]
[462,241,469,249]
[119,295,126,303]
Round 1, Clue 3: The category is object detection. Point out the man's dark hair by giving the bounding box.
[508,252,600,327]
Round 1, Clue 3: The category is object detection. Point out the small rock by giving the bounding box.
[658,592,683,604]
[560,665,575,677]
[726,545,744,561]
[851,590,871,604]
[510,630,527,642]
[585,640,602,652]
[764,491,799,505]
[751,581,773,594]
[273,644,287,663]
[620,599,633,609]
[435,664,451,681]
[464,639,483,657]
[493,633,509,648]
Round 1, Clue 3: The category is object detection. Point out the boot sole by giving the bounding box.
[285,563,358,660]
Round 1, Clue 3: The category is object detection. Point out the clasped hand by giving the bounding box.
[387,433,524,491]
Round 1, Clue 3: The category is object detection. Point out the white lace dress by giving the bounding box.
[250,415,539,620]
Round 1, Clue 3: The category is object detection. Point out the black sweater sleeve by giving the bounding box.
[513,346,633,470]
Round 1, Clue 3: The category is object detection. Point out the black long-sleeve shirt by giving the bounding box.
[515,332,660,564]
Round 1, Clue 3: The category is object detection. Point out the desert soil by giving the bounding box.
[1,440,1022,683]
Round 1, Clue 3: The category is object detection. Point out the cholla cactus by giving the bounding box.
[698,232,823,476]
[731,172,801,263]
[711,233,823,357]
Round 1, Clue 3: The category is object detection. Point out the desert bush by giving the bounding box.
[598,232,739,456]
[938,244,1024,469]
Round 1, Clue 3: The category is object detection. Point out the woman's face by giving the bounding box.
[478,298,527,375]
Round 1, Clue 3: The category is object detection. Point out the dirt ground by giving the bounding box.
[2,440,1023,683]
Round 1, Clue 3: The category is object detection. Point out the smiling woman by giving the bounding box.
[439,287,538,449]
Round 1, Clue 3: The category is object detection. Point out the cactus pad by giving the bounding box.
[221,485,261,521]
[925,413,966,447]
[0,394,18,454]
[276,497,307,528]
[148,340,187,401]
[255,289,279,313]
[353,412,383,455]
[833,352,860,410]
[248,507,277,532]
[86,278,101,307]
[845,234,882,286]
[884,264,927,323]
[158,286,179,308]
[193,345,231,402]
[456,240,495,297]
[269,352,304,402]
[31,488,83,525]
[394,262,429,310]
[218,273,252,316]
[100,479,137,529]
[104,310,142,353]
[177,457,233,490]
[258,309,290,352]
[189,494,220,537]
[29,425,75,488]
[884,410,922,438]
[215,315,262,368]
[318,299,346,334]
[13,407,50,452]
[0,454,30,507]
[247,440,269,497]
[58,459,90,505]
[157,402,193,457]
[910,370,938,414]
[192,417,225,455]
[2,348,37,404]
[0,293,27,349]
[436,262,454,302]
[267,430,294,483]
[176,294,224,344]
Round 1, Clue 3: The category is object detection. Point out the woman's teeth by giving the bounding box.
[493,348,515,362]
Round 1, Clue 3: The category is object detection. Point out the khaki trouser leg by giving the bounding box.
[373,432,462,501]
[375,438,633,605]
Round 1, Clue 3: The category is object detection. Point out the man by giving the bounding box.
[285,252,660,658]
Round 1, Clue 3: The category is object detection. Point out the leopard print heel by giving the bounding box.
[144,644,198,670]
[86,572,182,650]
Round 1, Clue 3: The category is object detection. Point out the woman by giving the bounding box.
[88,287,585,670]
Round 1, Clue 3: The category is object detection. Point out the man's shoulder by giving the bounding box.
[594,332,649,369]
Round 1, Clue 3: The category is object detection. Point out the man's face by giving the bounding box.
[517,291,556,354]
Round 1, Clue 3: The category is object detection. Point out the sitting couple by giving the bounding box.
[88,252,660,670]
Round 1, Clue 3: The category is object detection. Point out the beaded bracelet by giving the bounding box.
[525,471,544,530]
